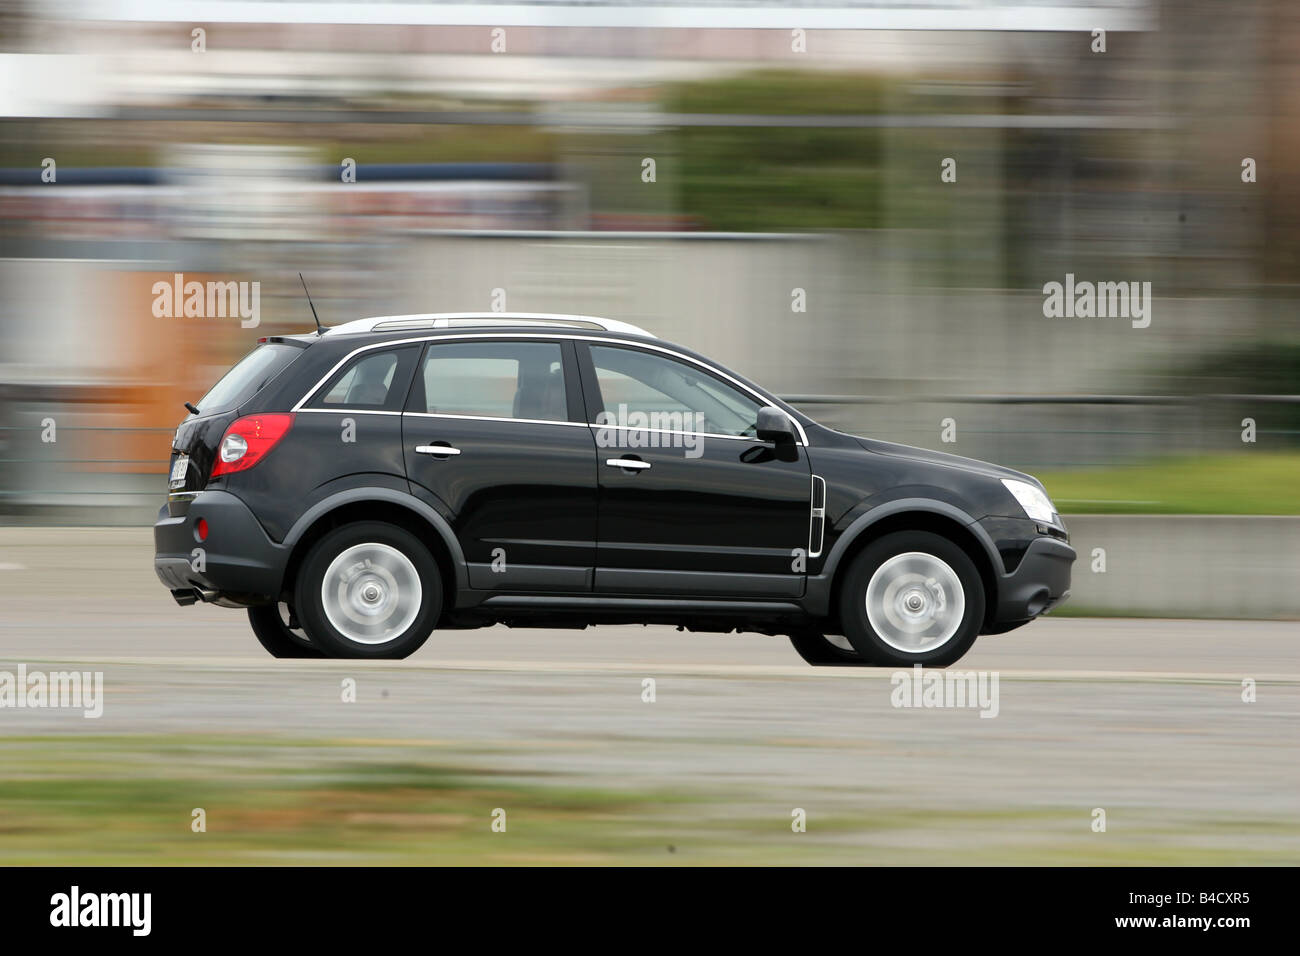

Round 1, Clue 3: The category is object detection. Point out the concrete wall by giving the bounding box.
[1057,515,1300,619]
[397,232,1292,469]
[398,232,1285,401]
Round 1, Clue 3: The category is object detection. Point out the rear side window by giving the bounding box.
[307,346,418,411]
[413,341,568,422]
[197,343,303,415]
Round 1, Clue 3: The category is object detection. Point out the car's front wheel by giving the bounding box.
[294,521,441,659]
[839,530,984,668]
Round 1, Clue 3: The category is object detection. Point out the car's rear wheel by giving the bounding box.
[839,530,984,668]
[248,602,323,658]
[788,630,865,666]
[295,521,441,659]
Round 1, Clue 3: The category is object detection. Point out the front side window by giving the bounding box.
[308,347,417,411]
[588,345,761,438]
[414,341,568,422]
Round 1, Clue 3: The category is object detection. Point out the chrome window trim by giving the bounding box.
[589,422,764,445]
[404,411,587,428]
[290,332,809,446]
[296,408,402,416]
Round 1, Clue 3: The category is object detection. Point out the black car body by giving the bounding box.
[154,313,1074,664]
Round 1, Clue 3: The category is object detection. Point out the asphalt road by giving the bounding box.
[1,528,1297,863]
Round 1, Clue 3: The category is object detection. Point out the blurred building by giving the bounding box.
[0,0,1297,521]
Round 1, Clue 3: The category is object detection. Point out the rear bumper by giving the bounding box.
[993,535,1075,623]
[153,490,287,605]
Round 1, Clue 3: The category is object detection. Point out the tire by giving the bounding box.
[248,603,324,658]
[294,521,441,659]
[838,530,985,668]
[982,619,1030,636]
[788,630,866,666]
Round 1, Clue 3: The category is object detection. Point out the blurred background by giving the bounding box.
[0,0,1298,869]
[0,0,1296,614]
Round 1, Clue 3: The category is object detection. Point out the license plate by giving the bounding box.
[169,455,189,488]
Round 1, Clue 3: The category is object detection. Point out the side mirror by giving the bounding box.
[756,406,796,444]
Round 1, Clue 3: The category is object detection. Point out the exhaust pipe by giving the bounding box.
[170,587,220,606]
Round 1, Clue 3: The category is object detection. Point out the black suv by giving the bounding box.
[154,313,1074,665]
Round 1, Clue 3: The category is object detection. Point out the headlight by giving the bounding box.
[1001,478,1058,523]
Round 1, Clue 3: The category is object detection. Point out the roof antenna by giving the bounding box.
[299,272,324,336]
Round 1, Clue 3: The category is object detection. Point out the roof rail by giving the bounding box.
[324,313,654,338]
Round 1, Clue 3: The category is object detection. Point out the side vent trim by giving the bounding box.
[808,475,827,559]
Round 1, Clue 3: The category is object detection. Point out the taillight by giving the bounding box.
[209,413,294,477]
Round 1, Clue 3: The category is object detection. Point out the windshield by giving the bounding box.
[196,343,303,415]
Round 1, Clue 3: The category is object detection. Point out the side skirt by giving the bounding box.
[443,593,819,636]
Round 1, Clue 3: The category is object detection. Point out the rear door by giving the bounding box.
[402,337,598,592]
[578,342,812,597]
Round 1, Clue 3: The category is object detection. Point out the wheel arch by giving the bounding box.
[280,489,467,611]
[816,500,1001,630]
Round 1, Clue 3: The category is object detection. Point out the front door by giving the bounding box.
[579,342,811,597]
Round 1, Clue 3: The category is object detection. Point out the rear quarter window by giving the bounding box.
[305,346,420,412]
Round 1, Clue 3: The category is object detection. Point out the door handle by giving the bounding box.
[605,458,650,470]
[416,444,461,456]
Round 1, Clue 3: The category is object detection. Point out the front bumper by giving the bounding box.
[153,490,287,605]
[993,534,1075,622]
